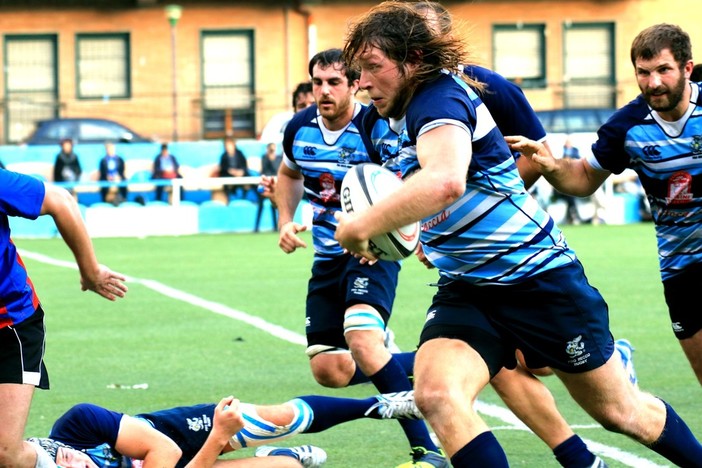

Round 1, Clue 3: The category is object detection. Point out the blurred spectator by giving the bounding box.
[217,136,250,199]
[255,142,282,232]
[612,169,652,221]
[292,81,314,111]
[152,142,183,203]
[98,141,127,204]
[53,138,82,188]
[553,138,584,224]
[691,63,702,82]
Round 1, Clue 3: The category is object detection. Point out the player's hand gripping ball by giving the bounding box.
[341,163,420,261]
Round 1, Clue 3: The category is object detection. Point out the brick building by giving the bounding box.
[0,0,699,144]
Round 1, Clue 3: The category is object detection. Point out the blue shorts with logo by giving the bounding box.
[306,254,400,349]
[419,260,614,378]
[663,262,702,339]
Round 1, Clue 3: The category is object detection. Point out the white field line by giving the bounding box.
[20,249,668,468]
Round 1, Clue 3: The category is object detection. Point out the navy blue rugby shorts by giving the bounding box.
[0,306,50,388]
[419,260,614,377]
[663,262,702,339]
[306,254,400,349]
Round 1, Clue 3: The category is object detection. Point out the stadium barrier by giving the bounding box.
[9,177,313,238]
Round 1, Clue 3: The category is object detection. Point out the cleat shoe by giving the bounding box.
[385,326,402,353]
[365,390,423,419]
[395,447,450,468]
[255,445,327,467]
[615,338,638,386]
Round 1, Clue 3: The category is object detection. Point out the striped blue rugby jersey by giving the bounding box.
[389,72,577,284]
[282,102,380,257]
[589,81,702,281]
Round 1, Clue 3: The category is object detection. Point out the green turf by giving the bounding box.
[18,223,699,467]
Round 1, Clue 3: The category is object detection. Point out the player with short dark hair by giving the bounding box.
[508,23,702,390]
[338,4,702,467]
[292,82,314,111]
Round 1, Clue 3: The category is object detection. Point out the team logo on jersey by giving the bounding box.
[187,414,212,432]
[351,276,369,295]
[565,335,590,367]
[666,171,693,204]
[641,145,661,157]
[425,310,436,322]
[337,147,355,167]
[691,135,702,157]
[319,173,339,202]
[303,146,316,156]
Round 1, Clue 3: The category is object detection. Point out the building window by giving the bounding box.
[76,33,130,99]
[201,30,255,138]
[3,34,58,143]
[493,24,546,88]
[562,23,616,108]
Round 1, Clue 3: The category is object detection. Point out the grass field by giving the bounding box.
[18,222,699,467]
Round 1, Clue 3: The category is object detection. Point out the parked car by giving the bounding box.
[24,117,153,145]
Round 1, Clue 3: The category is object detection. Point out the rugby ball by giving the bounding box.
[341,163,420,261]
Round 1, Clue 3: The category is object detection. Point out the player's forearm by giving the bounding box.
[541,159,601,197]
[275,174,304,227]
[41,184,101,279]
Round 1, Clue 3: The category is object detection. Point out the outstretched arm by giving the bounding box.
[505,135,610,197]
[40,183,127,300]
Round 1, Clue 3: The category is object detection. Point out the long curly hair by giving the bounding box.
[343,1,478,116]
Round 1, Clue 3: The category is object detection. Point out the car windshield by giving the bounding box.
[78,120,132,142]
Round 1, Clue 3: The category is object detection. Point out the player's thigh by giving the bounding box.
[415,338,491,402]
[0,383,34,443]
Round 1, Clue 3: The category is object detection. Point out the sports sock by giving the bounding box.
[553,434,596,467]
[647,399,702,466]
[347,351,415,385]
[348,365,371,385]
[370,357,439,452]
[297,395,379,433]
[451,432,509,468]
[392,351,416,376]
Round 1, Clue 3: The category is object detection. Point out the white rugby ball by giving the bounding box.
[340,163,420,261]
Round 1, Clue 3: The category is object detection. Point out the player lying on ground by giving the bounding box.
[27,391,419,468]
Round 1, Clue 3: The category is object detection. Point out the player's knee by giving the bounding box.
[414,383,455,420]
[311,368,349,388]
[308,350,354,388]
[588,400,640,435]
